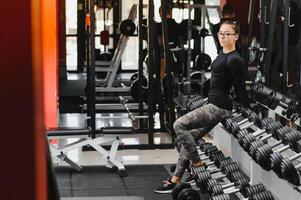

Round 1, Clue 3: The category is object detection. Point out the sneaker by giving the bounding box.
[154,179,177,194]
[184,174,195,185]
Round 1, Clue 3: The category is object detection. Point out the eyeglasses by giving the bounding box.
[217,32,237,37]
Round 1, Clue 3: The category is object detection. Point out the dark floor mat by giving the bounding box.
[127,188,171,200]
[55,165,173,199]
[72,189,128,197]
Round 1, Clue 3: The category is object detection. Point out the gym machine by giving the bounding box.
[48,0,126,176]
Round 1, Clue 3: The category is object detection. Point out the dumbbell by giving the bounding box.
[225,112,261,137]
[236,119,279,141]
[267,91,298,118]
[193,162,240,189]
[282,129,301,152]
[209,181,267,198]
[186,96,208,111]
[210,151,227,166]
[193,154,233,171]
[207,177,249,196]
[245,124,285,157]
[274,126,292,140]
[210,191,274,200]
[247,135,279,158]
[223,107,255,125]
[172,182,200,200]
[270,151,301,179]
[254,140,290,170]
[280,152,301,185]
[198,150,225,166]
[197,143,221,157]
[204,171,247,193]
[238,121,282,151]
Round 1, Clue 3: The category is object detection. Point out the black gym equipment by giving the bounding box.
[172,182,200,200]
[250,83,299,119]
[120,19,136,36]
[270,151,301,180]
[200,28,209,38]
[130,75,148,103]
[186,96,208,111]
[249,137,283,160]
[193,162,240,190]
[255,141,291,171]
[194,53,212,71]
[207,178,250,196]
[223,111,261,137]
[273,126,292,140]
[282,129,301,152]
[237,121,282,152]
[209,180,263,197]
[280,152,301,185]
[236,118,274,140]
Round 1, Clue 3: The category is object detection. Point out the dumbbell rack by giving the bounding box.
[211,123,301,200]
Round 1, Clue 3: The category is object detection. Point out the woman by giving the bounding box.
[154,19,250,194]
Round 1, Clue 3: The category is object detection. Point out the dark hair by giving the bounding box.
[220,19,240,35]
[222,3,234,17]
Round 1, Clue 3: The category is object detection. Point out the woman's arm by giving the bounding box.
[229,56,250,107]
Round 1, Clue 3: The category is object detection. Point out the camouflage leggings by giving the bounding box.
[173,103,232,178]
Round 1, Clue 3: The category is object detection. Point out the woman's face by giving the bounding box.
[218,24,238,48]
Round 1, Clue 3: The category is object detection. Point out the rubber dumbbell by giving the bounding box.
[268,145,294,176]
[268,92,298,118]
[223,109,256,132]
[237,120,281,141]
[225,113,261,137]
[238,121,282,151]
[207,183,266,197]
[209,181,266,198]
[247,135,279,158]
[224,118,249,133]
[193,163,240,190]
[280,152,301,185]
[282,129,301,152]
[246,124,286,158]
[274,126,291,140]
[270,151,301,179]
[198,150,225,165]
[210,190,274,200]
[254,141,290,170]
[186,96,208,111]
[207,178,249,196]
[241,133,274,152]
[204,171,248,193]
[172,182,200,200]
[193,156,233,172]
[227,170,246,182]
[209,151,227,167]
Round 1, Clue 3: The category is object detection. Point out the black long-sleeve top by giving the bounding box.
[208,50,250,110]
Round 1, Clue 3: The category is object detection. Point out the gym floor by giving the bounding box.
[52,113,178,199]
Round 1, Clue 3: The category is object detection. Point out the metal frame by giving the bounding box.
[95,5,138,93]
[49,135,125,173]
[281,0,290,93]
[86,0,96,138]
[187,4,220,96]
[147,0,155,145]
[160,0,176,133]
[263,0,277,85]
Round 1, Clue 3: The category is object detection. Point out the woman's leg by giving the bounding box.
[174,103,231,164]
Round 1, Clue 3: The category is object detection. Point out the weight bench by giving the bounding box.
[47,127,126,176]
